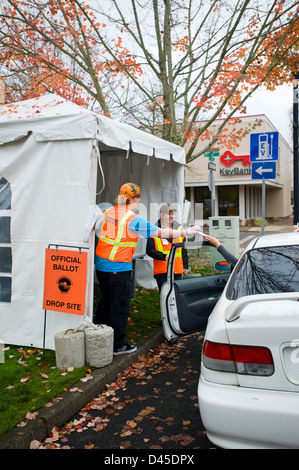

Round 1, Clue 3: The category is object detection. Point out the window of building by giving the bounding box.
[218,186,239,217]
[245,186,261,219]
[0,177,12,302]
[194,186,211,219]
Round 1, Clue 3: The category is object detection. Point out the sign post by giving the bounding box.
[42,245,88,354]
[205,150,219,217]
[250,132,279,235]
[293,73,299,228]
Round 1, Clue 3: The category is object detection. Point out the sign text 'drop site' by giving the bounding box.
[43,248,88,315]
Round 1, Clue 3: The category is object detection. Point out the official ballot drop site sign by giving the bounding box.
[43,249,88,315]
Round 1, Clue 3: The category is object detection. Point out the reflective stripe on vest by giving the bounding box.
[108,210,135,261]
[97,207,138,262]
[153,231,184,275]
[154,238,183,257]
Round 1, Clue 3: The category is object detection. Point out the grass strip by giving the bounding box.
[0,286,161,436]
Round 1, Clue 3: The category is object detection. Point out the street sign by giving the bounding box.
[204,151,220,158]
[251,161,276,180]
[208,161,216,171]
[250,131,279,235]
[250,131,279,162]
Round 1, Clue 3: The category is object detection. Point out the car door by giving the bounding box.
[160,240,231,343]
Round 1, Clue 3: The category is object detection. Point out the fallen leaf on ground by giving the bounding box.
[17,421,27,427]
[84,443,94,449]
[139,407,155,416]
[25,411,39,420]
[40,372,48,379]
[81,375,93,382]
[30,440,42,449]
[20,376,30,383]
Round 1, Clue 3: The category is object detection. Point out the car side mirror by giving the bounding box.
[214,261,229,271]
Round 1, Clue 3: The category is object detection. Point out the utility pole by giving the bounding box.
[293,72,299,227]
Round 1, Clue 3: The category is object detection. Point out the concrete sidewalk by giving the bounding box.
[0,328,165,449]
[240,224,293,233]
[239,225,293,248]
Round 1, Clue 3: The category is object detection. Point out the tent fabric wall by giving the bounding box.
[98,152,185,223]
[0,133,95,349]
[0,94,185,349]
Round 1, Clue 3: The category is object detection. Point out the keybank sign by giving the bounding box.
[220,167,251,176]
[219,150,252,176]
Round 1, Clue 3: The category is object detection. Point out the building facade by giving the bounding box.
[185,115,293,225]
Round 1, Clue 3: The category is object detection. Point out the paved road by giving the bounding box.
[38,332,218,452]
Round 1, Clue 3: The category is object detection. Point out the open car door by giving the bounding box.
[160,241,231,343]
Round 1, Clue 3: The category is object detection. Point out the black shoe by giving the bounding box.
[113,343,137,355]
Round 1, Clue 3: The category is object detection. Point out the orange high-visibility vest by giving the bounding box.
[96,205,139,263]
[153,231,184,275]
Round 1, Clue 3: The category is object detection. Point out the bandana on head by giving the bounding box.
[116,183,142,204]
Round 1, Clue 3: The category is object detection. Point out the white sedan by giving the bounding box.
[160,232,299,449]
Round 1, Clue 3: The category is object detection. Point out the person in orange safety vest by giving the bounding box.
[95,184,201,355]
[146,204,188,291]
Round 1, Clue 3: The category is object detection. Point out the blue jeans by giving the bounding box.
[95,270,133,350]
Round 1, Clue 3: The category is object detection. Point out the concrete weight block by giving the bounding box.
[55,329,85,369]
[85,325,113,368]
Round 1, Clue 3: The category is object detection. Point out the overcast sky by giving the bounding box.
[244,83,293,147]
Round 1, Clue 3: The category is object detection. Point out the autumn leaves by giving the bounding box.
[33,333,206,449]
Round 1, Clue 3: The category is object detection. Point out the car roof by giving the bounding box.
[245,232,299,251]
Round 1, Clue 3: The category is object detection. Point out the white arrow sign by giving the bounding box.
[255,166,273,176]
[252,161,276,180]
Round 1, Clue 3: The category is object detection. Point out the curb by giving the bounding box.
[240,225,293,233]
[0,327,165,450]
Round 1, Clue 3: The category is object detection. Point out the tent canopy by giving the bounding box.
[0,94,185,163]
[0,94,186,349]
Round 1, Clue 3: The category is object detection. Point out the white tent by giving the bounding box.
[0,94,185,349]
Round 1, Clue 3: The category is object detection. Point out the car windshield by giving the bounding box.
[226,245,299,300]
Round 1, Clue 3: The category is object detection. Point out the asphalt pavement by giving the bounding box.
[35,331,214,451]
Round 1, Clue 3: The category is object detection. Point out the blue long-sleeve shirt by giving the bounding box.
[217,244,238,268]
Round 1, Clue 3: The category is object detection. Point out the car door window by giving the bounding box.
[184,243,230,278]
[162,241,231,339]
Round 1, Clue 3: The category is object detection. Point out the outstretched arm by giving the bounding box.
[152,225,203,239]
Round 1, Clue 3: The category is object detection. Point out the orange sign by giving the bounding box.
[43,248,88,315]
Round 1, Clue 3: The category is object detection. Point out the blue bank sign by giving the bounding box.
[250,131,278,180]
